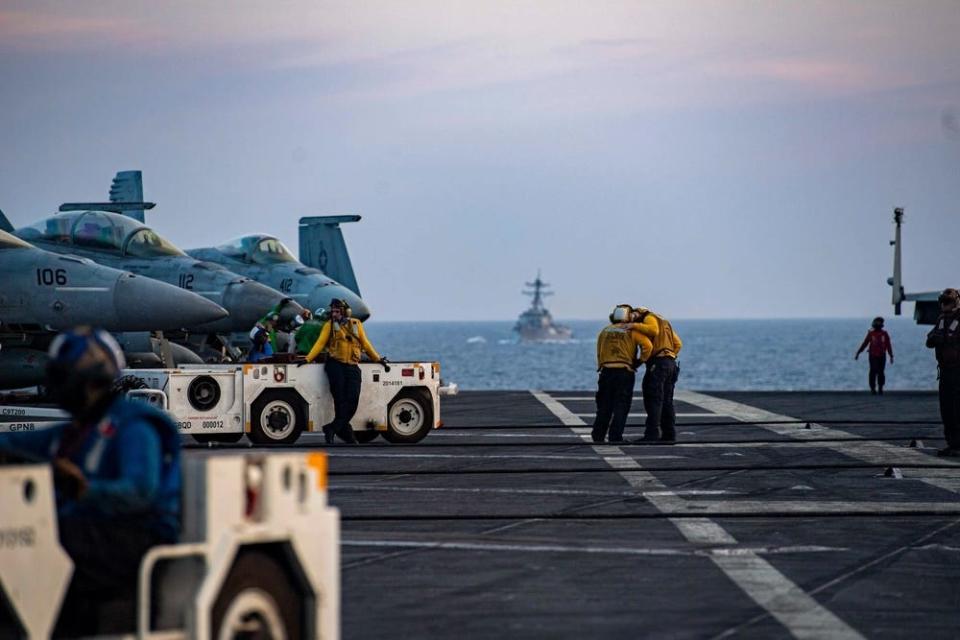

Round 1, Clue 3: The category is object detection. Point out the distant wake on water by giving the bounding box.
[364,318,937,391]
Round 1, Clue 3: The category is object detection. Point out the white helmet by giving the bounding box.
[611,305,632,323]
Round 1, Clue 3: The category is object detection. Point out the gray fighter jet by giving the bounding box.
[0,208,297,334]
[187,229,371,320]
[0,229,227,388]
[103,171,372,320]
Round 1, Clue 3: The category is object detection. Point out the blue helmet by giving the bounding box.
[47,327,125,389]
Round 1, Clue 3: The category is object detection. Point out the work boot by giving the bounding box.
[633,431,661,445]
[936,446,960,457]
[608,436,624,443]
[322,424,335,444]
[660,431,677,444]
[337,425,358,444]
[591,428,606,443]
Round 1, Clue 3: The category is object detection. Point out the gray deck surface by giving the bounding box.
[194,390,960,639]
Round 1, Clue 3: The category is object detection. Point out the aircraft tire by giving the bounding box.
[211,551,302,640]
[249,389,307,445]
[383,388,434,444]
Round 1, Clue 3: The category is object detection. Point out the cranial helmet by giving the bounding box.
[46,327,125,415]
[47,327,125,382]
[610,304,633,323]
[939,288,960,306]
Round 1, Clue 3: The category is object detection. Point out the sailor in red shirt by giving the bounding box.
[855,316,894,394]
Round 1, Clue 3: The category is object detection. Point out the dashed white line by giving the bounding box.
[330,484,734,498]
[530,389,865,640]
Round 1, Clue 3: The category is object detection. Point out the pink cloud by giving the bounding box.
[707,56,909,94]
[0,9,151,50]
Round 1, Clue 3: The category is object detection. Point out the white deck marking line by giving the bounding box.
[341,539,848,558]
[574,412,720,418]
[675,390,960,494]
[329,485,733,498]
[427,433,919,448]
[323,452,683,461]
[661,500,960,515]
[553,396,644,401]
[430,432,587,438]
[530,390,864,640]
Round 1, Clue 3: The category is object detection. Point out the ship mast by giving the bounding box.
[523,269,553,312]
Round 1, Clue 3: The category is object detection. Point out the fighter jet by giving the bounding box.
[0,208,298,335]
[187,228,371,320]
[0,228,227,388]
[104,171,372,320]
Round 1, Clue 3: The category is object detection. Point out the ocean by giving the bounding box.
[362,317,937,391]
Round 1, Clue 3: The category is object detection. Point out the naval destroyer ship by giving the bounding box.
[513,271,572,341]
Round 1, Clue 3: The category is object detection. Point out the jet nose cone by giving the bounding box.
[314,285,370,321]
[221,279,289,330]
[346,293,371,321]
[114,274,228,330]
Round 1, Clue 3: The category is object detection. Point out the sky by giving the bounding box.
[1,1,958,321]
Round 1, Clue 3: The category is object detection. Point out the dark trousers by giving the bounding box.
[642,357,679,438]
[54,515,165,637]
[325,358,362,437]
[939,367,960,449]
[869,355,886,392]
[592,367,635,442]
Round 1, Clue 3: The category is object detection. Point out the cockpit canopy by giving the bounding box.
[18,211,185,257]
[216,235,298,265]
[0,229,33,250]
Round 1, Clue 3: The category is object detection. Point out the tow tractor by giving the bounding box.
[113,356,442,446]
[0,450,339,638]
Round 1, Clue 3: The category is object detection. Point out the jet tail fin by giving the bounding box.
[108,170,147,222]
[0,208,12,233]
[299,215,362,296]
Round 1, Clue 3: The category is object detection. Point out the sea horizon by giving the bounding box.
[362,317,937,392]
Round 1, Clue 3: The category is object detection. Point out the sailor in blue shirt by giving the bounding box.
[0,328,181,636]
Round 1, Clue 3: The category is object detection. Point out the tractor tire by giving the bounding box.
[249,390,307,445]
[211,551,302,640]
[383,388,434,444]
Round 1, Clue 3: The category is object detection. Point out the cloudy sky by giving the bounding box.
[1,1,958,320]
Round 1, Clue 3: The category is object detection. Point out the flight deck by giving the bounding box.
[185,390,958,639]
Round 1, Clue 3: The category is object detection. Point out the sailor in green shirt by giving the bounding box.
[255,298,306,353]
[289,308,324,355]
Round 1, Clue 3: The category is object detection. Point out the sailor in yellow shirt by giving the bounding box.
[592,304,653,443]
[631,307,683,444]
[305,298,384,444]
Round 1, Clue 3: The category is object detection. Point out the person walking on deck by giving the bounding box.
[855,316,894,394]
